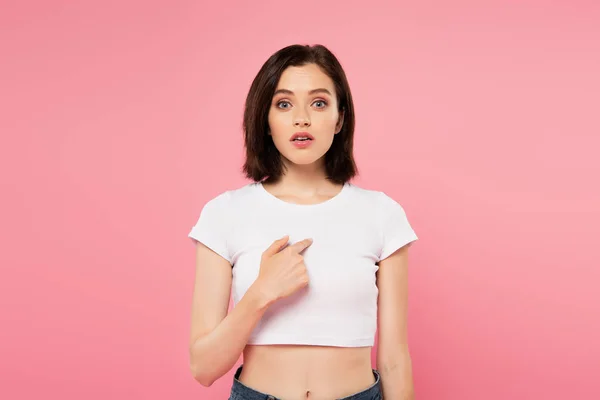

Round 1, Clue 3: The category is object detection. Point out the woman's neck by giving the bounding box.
[264,160,340,196]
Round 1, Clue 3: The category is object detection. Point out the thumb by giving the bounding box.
[264,235,289,257]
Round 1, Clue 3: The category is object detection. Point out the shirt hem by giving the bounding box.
[247,334,374,347]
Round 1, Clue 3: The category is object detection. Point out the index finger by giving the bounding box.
[288,238,313,253]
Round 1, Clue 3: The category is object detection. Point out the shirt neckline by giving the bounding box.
[257,181,350,209]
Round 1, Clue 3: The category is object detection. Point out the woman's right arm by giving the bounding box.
[188,242,271,387]
[188,235,312,386]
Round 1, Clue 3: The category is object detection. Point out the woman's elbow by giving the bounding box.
[190,363,215,387]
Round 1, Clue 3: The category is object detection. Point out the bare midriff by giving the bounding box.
[239,344,376,399]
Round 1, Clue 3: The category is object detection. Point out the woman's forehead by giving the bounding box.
[276,64,335,93]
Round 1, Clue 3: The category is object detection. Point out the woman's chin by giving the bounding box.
[283,154,325,168]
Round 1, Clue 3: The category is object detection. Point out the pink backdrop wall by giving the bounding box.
[1,1,599,399]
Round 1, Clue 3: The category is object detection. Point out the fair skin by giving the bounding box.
[189,63,414,399]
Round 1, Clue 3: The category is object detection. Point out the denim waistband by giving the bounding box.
[229,364,382,400]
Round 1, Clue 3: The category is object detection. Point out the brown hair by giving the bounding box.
[241,44,358,184]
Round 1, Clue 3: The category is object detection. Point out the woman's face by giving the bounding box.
[268,63,344,168]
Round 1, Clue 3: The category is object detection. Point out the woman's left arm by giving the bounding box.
[376,244,415,400]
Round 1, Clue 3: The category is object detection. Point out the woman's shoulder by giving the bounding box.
[345,183,413,225]
[346,182,399,205]
[202,181,260,207]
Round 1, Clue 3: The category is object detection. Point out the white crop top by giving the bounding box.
[188,182,418,347]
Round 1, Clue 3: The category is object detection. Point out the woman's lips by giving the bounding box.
[290,132,315,141]
[290,132,314,149]
[291,138,313,148]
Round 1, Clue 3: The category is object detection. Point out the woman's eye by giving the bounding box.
[276,100,327,109]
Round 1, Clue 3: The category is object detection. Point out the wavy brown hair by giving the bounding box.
[241,44,358,184]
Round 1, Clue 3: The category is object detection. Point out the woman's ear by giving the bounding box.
[335,109,345,134]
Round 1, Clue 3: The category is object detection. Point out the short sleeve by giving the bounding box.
[188,191,232,264]
[377,191,418,262]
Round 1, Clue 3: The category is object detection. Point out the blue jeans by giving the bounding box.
[229,365,383,400]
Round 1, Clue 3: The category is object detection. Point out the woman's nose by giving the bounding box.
[294,117,311,127]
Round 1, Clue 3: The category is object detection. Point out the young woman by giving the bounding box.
[188,44,418,400]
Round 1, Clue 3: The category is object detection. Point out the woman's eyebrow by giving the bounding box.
[273,88,332,96]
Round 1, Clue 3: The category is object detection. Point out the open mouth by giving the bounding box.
[290,132,315,142]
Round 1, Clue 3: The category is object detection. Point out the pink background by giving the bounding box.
[1,1,599,399]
